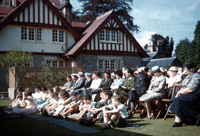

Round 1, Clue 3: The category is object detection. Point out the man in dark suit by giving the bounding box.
[127,66,152,118]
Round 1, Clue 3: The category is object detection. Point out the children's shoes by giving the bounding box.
[100,123,111,130]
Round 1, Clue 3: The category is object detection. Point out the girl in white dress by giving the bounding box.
[10,88,37,115]
[32,86,45,105]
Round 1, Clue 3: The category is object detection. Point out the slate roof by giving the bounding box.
[147,57,177,68]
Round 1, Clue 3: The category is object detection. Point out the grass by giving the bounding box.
[0,100,200,136]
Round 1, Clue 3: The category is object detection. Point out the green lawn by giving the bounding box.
[0,100,200,136]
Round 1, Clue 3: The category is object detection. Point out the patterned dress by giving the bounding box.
[139,75,166,102]
[170,72,200,125]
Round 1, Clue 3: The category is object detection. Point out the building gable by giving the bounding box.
[66,10,148,58]
[0,0,79,40]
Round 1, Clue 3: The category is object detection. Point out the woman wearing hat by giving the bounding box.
[139,66,166,119]
[166,66,182,98]
[170,62,200,127]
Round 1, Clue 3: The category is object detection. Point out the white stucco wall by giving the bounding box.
[67,30,75,49]
[0,25,75,53]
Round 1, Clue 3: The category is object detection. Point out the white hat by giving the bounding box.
[111,72,116,77]
[160,67,165,72]
[78,72,83,76]
[71,73,78,76]
[151,66,160,73]
[169,66,178,71]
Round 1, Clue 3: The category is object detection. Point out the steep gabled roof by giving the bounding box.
[0,0,79,40]
[65,10,149,58]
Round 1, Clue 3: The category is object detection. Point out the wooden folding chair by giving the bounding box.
[162,83,182,120]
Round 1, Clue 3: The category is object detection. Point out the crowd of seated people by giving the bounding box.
[7,63,200,129]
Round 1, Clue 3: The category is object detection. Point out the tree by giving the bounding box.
[0,48,32,89]
[192,20,200,67]
[169,37,174,56]
[175,38,191,65]
[32,64,70,88]
[76,0,139,33]
[175,20,200,67]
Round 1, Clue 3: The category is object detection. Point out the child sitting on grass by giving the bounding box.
[42,92,60,116]
[52,90,71,116]
[8,88,37,115]
[100,95,127,130]
[11,93,26,113]
[37,87,54,112]
[68,94,96,120]
[9,87,24,108]
[88,90,113,123]
[58,93,82,119]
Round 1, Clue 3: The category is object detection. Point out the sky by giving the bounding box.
[69,0,200,49]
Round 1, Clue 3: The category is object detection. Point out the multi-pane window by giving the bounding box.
[0,0,10,6]
[99,60,103,69]
[36,28,42,41]
[98,59,123,70]
[52,29,64,43]
[59,61,64,67]
[28,28,34,41]
[21,27,27,40]
[111,60,115,69]
[46,60,66,67]
[106,31,110,41]
[52,30,58,42]
[105,60,110,69]
[52,61,58,67]
[0,0,3,5]
[4,0,9,5]
[99,29,121,43]
[59,31,64,42]
[99,30,105,41]
[111,31,116,41]
[46,60,51,66]
[21,27,41,41]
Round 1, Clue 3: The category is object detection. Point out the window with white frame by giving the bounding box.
[0,0,10,6]
[36,28,42,41]
[98,59,123,70]
[111,60,115,69]
[59,60,64,67]
[99,29,122,43]
[111,31,116,41]
[21,27,41,42]
[99,30,105,41]
[99,60,103,69]
[52,29,64,43]
[21,27,27,40]
[28,28,34,41]
[46,60,66,67]
[106,30,110,41]
[4,0,9,5]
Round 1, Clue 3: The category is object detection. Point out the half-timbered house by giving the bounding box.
[0,0,148,92]
[66,9,148,72]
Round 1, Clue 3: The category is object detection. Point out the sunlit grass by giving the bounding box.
[0,100,199,136]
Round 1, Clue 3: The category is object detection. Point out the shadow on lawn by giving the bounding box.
[0,105,152,136]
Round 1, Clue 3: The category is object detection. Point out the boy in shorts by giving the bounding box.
[101,95,127,130]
